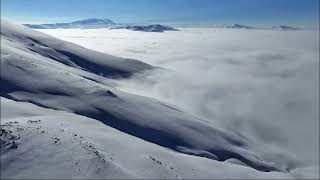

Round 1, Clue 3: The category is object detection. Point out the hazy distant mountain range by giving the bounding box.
[271,25,300,31]
[214,24,300,30]
[24,19,116,29]
[23,19,301,31]
[110,24,179,32]
[221,24,255,29]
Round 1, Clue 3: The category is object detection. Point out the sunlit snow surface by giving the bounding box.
[39,28,319,177]
[1,20,318,179]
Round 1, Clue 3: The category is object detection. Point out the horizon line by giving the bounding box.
[3,18,319,29]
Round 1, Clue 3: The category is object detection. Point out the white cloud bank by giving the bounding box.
[40,28,319,176]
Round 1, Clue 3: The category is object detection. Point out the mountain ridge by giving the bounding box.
[110,24,179,32]
[23,18,301,31]
[24,18,116,29]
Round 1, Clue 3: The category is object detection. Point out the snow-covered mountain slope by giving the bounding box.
[24,18,116,29]
[2,20,152,78]
[3,97,301,179]
[1,20,314,179]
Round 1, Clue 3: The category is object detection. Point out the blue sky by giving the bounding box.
[1,0,319,27]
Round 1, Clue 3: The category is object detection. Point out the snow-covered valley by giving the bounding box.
[1,20,319,179]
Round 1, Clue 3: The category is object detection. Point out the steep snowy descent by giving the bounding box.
[2,19,152,78]
[3,97,304,179]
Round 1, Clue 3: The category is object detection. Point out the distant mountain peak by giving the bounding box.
[272,25,299,31]
[223,24,255,29]
[110,24,179,32]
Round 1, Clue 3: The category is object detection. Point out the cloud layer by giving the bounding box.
[40,28,319,172]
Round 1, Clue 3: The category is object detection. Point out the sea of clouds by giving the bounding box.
[40,28,319,173]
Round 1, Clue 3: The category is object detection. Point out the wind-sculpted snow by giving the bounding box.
[1,20,318,179]
[3,97,305,179]
[1,20,153,78]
